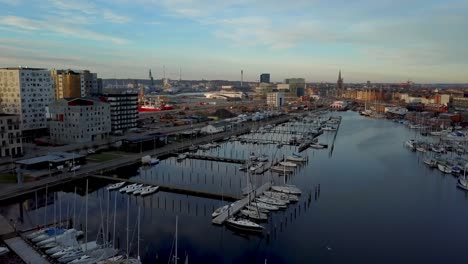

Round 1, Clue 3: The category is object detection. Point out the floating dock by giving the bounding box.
[4,237,51,264]
[212,182,271,225]
[91,175,239,201]
[183,154,246,164]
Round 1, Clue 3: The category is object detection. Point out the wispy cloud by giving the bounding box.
[145,21,163,25]
[0,15,127,44]
[0,0,22,6]
[103,10,131,24]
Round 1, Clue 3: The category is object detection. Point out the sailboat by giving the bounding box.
[457,164,468,191]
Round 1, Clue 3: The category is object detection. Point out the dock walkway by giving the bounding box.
[212,182,271,225]
[5,236,50,264]
[183,154,246,164]
[91,175,239,201]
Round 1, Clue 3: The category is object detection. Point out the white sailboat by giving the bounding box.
[457,164,468,191]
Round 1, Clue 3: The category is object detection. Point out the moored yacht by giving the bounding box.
[226,217,264,233]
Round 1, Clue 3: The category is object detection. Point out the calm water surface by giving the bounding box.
[2,111,468,264]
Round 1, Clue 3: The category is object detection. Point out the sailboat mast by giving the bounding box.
[85,179,88,251]
[126,195,129,261]
[106,189,110,244]
[137,207,140,260]
[73,186,76,229]
[175,216,178,264]
[44,184,48,227]
[113,192,117,247]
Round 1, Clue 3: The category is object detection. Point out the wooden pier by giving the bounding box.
[212,182,271,225]
[91,175,239,201]
[5,237,51,264]
[183,154,246,164]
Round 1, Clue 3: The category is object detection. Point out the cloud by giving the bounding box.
[50,0,96,14]
[103,10,131,23]
[145,21,163,25]
[0,15,127,44]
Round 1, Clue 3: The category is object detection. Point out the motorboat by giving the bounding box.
[240,209,268,221]
[212,204,232,218]
[271,185,302,195]
[176,154,187,161]
[225,217,264,233]
[256,197,287,207]
[250,202,280,211]
[279,161,297,167]
[140,186,159,196]
[106,182,125,191]
[58,250,86,263]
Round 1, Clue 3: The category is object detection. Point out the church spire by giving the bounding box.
[337,69,343,90]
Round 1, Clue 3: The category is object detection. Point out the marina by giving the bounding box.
[2,111,468,263]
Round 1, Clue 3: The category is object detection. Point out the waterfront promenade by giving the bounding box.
[0,114,292,203]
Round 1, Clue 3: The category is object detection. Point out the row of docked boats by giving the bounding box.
[407,140,468,192]
[107,182,160,196]
[26,228,126,264]
[212,185,302,233]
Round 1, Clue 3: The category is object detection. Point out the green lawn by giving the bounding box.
[0,173,36,183]
[87,153,121,162]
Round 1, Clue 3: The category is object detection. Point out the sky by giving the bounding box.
[0,0,467,83]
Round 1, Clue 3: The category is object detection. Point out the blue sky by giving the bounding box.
[0,0,467,83]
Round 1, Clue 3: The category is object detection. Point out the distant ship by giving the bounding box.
[138,102,174,112]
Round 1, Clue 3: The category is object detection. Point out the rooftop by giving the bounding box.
[16,152,85,165]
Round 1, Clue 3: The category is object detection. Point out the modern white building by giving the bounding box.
[0,114,22,157]
[49,98,111,144]
[0,67,55,131]
[267,92,284,108]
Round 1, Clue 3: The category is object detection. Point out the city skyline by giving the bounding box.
[0,0,467,83]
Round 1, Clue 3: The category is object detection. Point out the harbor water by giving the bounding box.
[2,111,468,263]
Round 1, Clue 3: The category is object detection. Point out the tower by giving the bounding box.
[149,69,154,86]
[337,70,343,90]
[241,70,244,87]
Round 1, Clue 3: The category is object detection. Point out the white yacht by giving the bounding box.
[240,209,268,221]
[279,161,297,167]
[212,204,232,218]
[107,182,125,191]
[256,197,287,207]
[226,217,264,233]
[250,202,280,211]
[140,186,159,196]
[271,185,302,195]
